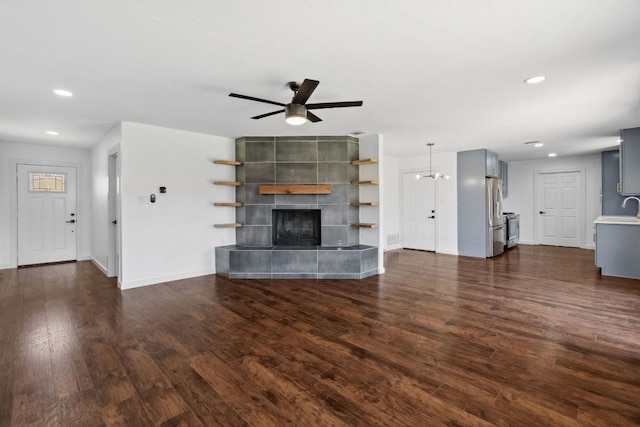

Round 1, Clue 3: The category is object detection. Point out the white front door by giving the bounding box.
[402,172,436,251]
[536,171,583,247]
[17,164,77,265]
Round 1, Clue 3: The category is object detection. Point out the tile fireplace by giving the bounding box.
[215,135,379,279]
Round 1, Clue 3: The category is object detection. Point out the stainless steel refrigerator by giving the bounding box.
[486,177,506,257]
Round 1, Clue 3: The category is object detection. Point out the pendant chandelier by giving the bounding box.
[417,143,448,180]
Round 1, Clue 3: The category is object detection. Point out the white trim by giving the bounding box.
[399,168,439,252]
[91,257,108,275]
[436,249,458,256]
[532,167,587,248]
[11,158,85,268]
[119,269,217,290]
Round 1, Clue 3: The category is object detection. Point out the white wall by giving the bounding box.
[399,151,458,255]
[358,134,385,273]
[118,122,234,289]
[382,156,401,250]
[503,154,601,249]
[90,124,121,274]
[0,140,92,269]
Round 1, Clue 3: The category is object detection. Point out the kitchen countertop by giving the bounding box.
[594,215,640,225]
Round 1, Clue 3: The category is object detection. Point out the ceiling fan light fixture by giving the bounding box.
[285,104,307,125]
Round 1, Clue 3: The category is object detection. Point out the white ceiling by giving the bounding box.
[1,0,638,161]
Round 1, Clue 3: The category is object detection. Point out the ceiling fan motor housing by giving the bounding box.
[285,103,307,125]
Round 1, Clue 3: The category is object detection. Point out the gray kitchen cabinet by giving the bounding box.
[601,150,627,215]
[458,149,505,258]
[499,160,508,198]
[485,150,499,178]
[619,127,640,195]
[595,222,640,279]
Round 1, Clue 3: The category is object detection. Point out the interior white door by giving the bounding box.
[107,153,121,278]
[402,172,436,251]
[536,171,583,247]
[17,164,77,265]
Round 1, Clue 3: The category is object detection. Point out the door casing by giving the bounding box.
[533,169,586,248]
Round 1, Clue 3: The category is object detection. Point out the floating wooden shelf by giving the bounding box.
[214,223,242,228]
[214,181,242,186]
[213,160,242,166]
[214,202,243,207]
[351,202,380,206]
[352,158,379,165]
[259,184,332,195]
[352,223,379,228]
[351,180,379,185]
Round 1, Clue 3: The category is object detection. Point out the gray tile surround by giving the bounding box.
[215,135,378,279]
[215,245,378,279]
[237,136,359,248]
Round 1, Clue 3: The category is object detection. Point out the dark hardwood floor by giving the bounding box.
[1,245,640,426]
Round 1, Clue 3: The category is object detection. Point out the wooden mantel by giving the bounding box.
[259,184,332,195]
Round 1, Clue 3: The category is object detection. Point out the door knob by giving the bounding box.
[112,220,117,224]
[66,219,76,224]
[428,215,435,219]
[539,211,546,214]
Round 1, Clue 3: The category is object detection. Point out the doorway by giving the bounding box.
[402,172,436,251]
[17,164,77,265]
[107,152,121,279]
[535,170,584,247]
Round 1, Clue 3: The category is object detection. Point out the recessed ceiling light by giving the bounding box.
[46,130,59,135]
[548,153,557,157]
[53,89,73,97]
[524,140,543,147]
[524,75,546,84]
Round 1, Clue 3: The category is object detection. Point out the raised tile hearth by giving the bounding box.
[215,245,378,279]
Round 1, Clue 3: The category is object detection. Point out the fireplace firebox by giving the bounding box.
[272,209,321,246]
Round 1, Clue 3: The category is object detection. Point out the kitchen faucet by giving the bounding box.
[621,196,640,218]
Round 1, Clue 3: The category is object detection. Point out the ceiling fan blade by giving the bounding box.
[307,112,322,123]
[251,109,285,120]
[292,79,320,104]
[306,101,363,110]
[229,93,286,107]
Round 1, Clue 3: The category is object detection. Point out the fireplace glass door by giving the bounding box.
[272,209,321,246]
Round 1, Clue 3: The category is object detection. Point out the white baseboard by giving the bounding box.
[436,249,458,256]
[119,269,217,290]
[384,244,403,251]
[91,257,108,276]
[0,264,12,271]
[518,240,535,245]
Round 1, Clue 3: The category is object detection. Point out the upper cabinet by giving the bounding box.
[485,150,499,178]
[499,160,508,198]
[602,150,627,215]
[620,127,640,196]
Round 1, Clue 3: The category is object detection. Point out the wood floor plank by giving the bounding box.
[189,351,295,426]
[82,341,137,407]
[100,396,153,427]
[45,299,94,399]
[1,246,640,425]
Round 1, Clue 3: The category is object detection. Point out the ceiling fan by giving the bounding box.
[229,79,363,125]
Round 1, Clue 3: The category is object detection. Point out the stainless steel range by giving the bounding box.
[503,212,520,248]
